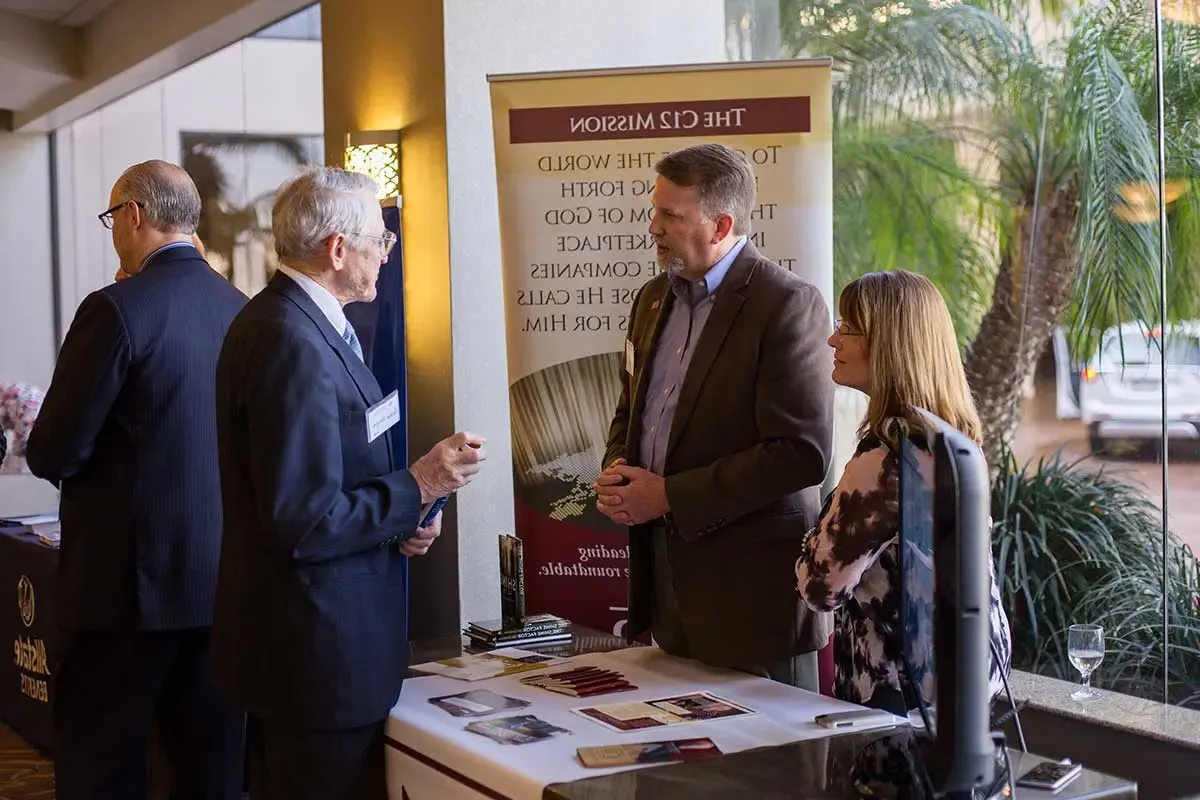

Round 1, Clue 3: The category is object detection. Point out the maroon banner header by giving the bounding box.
[509,96,811,144]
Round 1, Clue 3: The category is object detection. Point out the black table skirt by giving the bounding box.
[0,527,58,751]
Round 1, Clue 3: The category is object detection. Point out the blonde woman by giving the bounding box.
[795,270,1011,714]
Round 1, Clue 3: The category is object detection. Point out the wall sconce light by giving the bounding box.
[344,130,401,202]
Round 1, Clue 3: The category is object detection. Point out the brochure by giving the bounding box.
[572,692,755,733]
[465,714,572,746]
[576,737,723,768]
[409,648,565,681]
[428,689,530,718]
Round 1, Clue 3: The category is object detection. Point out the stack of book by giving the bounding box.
[465,612,572,650]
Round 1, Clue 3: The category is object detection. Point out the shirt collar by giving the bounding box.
[669,235,748,304]
[140,240,193,269]
[276,264,348,336]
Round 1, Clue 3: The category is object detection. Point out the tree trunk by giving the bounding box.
[964,184,1079,465]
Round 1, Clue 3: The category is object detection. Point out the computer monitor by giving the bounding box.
[898,407,995,795]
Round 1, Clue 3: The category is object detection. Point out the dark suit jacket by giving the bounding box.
[603,243,835,668]
[26,244,247,631]
[210,272,422,730]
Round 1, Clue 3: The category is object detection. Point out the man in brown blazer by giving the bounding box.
[595,143,834,689]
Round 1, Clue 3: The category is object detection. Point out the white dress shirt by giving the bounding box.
[275,265,349,337]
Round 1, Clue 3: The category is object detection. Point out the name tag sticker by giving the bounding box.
[365,390,401,443]
[625,340,635,376]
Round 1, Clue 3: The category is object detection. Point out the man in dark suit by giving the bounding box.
[595,143,834,690]
[26,159,247,799]
[211,166,485,799]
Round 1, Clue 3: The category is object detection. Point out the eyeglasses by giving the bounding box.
[834,318,864,337]
[97,200,138,230]
[353,231,398,257]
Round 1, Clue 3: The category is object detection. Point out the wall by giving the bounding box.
[0,132,59,516]
[441,0,729,631]
[320,0,730,636]
[321,0,458,639]
[54,37,324,319]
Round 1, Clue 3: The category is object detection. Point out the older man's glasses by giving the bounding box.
[98,200,138,230]
[354,231,398,257]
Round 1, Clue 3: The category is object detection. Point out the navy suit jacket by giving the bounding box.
[26,245,247,631]
[210,272,422,730]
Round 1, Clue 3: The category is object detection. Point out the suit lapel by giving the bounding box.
[269,274,383,407]
[627,280,674,467]
[665,247,759,461]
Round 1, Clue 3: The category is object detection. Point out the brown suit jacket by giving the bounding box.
[603,243,835,668]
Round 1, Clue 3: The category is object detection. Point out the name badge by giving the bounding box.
[366,390,400,443]
[625,339,635,376]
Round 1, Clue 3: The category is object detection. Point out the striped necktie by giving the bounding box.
[341,321,364,363]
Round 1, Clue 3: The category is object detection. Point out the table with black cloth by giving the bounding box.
[0,525,58,751]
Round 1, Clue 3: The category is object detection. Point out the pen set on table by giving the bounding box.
[519,665,637,698]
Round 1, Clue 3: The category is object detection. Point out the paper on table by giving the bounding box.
[387,646,909,800]
[410,648,567,682]
[572,692,756,733]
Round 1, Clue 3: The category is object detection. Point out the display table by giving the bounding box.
[545,730,1139,799]
[385,646,898,800]
[0,525,58,751]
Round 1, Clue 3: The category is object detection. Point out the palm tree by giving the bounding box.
[781,0,1200,463]
[182,133,315,288]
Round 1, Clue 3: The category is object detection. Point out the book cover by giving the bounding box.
[499,533,526,629]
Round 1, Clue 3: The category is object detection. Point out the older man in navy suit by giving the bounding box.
[27,160,247,800]
[211,166,486,799]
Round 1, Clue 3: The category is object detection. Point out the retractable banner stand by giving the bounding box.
[488,60,833,637]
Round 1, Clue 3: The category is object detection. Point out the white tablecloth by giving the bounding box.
[385,646,903,800]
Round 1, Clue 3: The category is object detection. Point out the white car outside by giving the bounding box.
[1078,321,1200,453]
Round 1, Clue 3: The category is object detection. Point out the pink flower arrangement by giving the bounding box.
[0,382,44,473]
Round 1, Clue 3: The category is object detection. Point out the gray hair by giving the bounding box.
[113,160,202,234]
[655,144,756,236]
[272,167,380,261]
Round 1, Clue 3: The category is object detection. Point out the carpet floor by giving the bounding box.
[0,724,52,799]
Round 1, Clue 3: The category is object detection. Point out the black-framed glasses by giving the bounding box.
[353,231,398,257]
[98,201,137,230]
[834,318,864,337]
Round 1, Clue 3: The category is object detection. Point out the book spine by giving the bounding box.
[500,534,527,629]
[467,622,568,639]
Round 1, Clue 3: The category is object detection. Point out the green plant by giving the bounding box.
[1073,533,1200,705]
[991,448,1200,706]
[781,0,1200,462]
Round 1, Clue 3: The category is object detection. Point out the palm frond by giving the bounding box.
[833,120,996,342]
[1066,20,1163,358]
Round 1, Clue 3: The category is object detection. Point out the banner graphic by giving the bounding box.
[488,60,833,635]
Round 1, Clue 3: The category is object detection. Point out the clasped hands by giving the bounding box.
[405,431,488,557]
[594,458,669,527]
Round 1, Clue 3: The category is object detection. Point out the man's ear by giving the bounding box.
[127,201,144,231]
[711,212,735,244]
[326,233,349,270]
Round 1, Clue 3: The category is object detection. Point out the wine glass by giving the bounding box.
[1068,624,1104,700]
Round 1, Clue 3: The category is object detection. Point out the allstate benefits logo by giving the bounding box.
[17,575,34,628]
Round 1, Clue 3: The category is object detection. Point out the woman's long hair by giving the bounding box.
[839,270,983,447]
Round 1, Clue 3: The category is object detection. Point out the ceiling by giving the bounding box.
[0,0,112,26]
[0,0,115,123]
[0,0,308,131]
